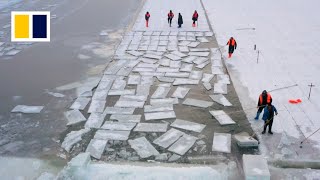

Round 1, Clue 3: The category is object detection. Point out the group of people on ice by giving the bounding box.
[145,8,277,135]
[145,10,199,28]
[255,90,278,135]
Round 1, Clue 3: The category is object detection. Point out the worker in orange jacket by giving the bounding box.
[227,37,237,58]
[192,10,199,27]
[255,90,272,120]
[145,12,150,27]
[168,10,174,27]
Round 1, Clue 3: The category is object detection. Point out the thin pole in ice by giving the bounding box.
[308,83,315,100]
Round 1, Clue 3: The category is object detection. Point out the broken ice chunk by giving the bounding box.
[11,105,44,114]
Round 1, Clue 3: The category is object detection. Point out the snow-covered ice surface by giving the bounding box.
[202,0,320,158]
[133,0,209,32]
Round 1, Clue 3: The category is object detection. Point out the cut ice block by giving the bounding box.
[144,111,176,121]
[86,139,107,159]
[171,119,206,133]
[171,87,190,99]
[209,94,232,106]
[128,75,141,85]
[94,130,130,140]
[180,63,193,72]
[189,71,203,80]
[101,121,137,131]
[153,128,185,148]
[64,110,86,126]
[243,155,270,180]
[234,132,259,147]
[202,73,214,83]
[133,123,168,132]
[151,86,171,99]
[61,129,90,152]
[11,105,44,114]
[188,52,209,57]
[85,113,105,128]
[115,100,145,108]
[128,137,160,158]
[213,83,228,94]
[150,98,179,105]
[173,78,199,85]
[110,114,141,123]
[104,107,135,115]
[203,82,212,90]
[144,104,174,113]
[182,98,213,108]
[168,134,197,155]
[88,100,106,113]
[209,110,236,125]
[212,133,231,153]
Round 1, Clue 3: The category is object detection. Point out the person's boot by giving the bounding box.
[254,112,260,120]
[268,125,273,134]
[228,53,231,58]
[262,125,267,134]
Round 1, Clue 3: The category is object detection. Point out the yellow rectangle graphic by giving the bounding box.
[15,15,29,38]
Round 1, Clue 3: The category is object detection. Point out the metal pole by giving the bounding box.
[308,83,315,100]
[257,50,260,64]
[268,84,298,92]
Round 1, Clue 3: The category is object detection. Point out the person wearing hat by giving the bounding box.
[254,90,272,120]
[262,104,278,134]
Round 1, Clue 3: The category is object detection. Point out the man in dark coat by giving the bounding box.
[145,12,150,27]
[226,37,237,58]
[262,104,278,134]
[178,13,183,28]
[255,90,272,120]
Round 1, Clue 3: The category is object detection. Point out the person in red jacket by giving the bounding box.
[192,10,199,27]
[168,10,174,27]
[227,37,237,58]
[255,90,273,120]
[145,12,150,27]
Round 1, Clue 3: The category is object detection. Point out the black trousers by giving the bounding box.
[228,45,235,54]
[263,118,273,132]
[168,18,172,26]
[257,105,266,113]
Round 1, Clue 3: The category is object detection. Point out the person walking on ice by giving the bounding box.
[262,104,278,134]
[227,37,237,58]
[167,10,174,27]
[145,12,150,27]
[192,10,199,27]
[255,90,272,120]
[178,13,183,28]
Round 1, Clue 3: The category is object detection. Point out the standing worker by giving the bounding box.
[192,10,199,27]
[168,10,174,27]
[178,13,183,28]
[145,12,150,27]
[262,104,278,134]
[255,90,272,120]
[227,37,237,58]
